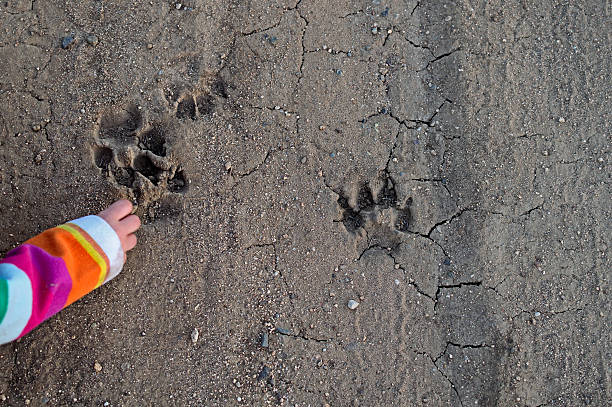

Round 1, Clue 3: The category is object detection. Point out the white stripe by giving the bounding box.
[70,215,124,283]
[0,263,33,345]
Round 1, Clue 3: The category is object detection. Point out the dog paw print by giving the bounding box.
[336,176,412,234]
[92,103,188,208]
[165,75,228,121]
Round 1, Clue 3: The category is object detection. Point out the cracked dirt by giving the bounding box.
[0,0,610,406]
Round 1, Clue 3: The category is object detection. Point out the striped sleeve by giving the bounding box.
[0,215,124,345]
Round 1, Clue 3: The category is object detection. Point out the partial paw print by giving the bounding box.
[164,74,228,121]
[335,175,412,235]
[92,103,187,215]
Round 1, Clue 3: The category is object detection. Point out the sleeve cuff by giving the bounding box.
[69,215,124,284]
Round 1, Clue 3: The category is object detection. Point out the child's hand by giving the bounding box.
[98,200,141,256]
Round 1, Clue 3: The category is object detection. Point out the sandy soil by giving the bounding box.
[0,0,610,406]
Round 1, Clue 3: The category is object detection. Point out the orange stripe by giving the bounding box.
[66,222,110,286]
[26,227,102,307]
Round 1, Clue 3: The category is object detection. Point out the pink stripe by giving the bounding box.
[2,245,72,337]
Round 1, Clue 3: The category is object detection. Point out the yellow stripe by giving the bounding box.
[58,224,108,287]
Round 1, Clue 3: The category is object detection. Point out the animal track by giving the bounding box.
[93,105,188,214]
[165,74,228,121]
[93,73,228,220]
[336,176,412,235]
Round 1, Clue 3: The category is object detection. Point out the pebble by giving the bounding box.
[191,328,199,344]
[147,43,153,49]
[0,395,5,401]
[276,327,290,335]
[94,361,102,372]
[558,117,566,123]
[534,311,541,317]
[347,299,359,310]
[86,35,98,46]
[176,3,182,9]
[257,366,271,380]
[371,27,379,34]
[261,332,269,348]
[32,124,41,132]
[61,34,75,49]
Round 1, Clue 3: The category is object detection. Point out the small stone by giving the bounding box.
[32,124,41,132]
[261,332,269,348]
[86,34,99,46]
[191,328,199,344]
[276,327,290,335]
[61,34,75,49]
[225,162,232,171]
[257,366,271,380]
[25,400,30,405]
[542,150,549,156]
[103,403,110,407]
[445,16,452,21]
[94,361,102,372]
[335,69,343,76]
[300,156,307,164]
[347,300,359,310]
[175,3,182,9]
[371,27,379,34]
[147,43,153,49]
[0,395,5,401]
[558,117,566,123]
[534,311,541,317]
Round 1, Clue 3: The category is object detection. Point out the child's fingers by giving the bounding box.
[123,234,138,252]
[119,214,141,234]
[99,200,133,221]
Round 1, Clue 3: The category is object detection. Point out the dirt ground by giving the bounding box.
[0,0,610,406]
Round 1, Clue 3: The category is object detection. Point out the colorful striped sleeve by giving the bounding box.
[0,215,124,345]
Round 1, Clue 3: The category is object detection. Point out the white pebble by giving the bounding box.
[347,299,359,310]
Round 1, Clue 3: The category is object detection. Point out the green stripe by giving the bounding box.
[0,278,8,325]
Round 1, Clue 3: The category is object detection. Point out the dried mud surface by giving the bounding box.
[0,0,610,406]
